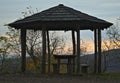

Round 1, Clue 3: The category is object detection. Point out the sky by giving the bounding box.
[0,0,120,52]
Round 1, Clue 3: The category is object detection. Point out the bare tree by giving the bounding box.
[106,18,120,49]
[0,36,12,71]
[102,18,120,72]
[26,30,42,69]
[6,27,21,55]
[48,31,66,55]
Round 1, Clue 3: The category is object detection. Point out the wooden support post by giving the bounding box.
[76,30,80,73]
[21,29,26,73]
[42,28,46,74]
[98,29,102,73]
[47,31,51,73]
[72,30,76,55]
[72,30,76,72]
[94,29,98,73]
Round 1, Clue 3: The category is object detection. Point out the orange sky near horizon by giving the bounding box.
[62,40,94,54]
[63,39,120,55]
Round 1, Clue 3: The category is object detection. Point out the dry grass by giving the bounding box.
[0,73,120,83]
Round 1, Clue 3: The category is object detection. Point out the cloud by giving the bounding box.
[0,0,119,42]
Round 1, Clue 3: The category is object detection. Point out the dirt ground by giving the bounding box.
[0,73,120,83]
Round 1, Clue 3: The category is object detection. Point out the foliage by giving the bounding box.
[26,57,41,72]
[0,36,12,71]
[5,27,21,55]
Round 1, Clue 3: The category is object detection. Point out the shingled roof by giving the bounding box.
[8,4,112,30]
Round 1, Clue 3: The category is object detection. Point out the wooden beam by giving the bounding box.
[41,28,46,74]
[21,29,26,73]
[47,30,51,73]
[76,30,80,73]
[98,29,102,73]
[72,30,76,72]
[94,29,98,73]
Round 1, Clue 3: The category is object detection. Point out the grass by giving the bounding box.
[0,72,120,83]
[99,73,120,78]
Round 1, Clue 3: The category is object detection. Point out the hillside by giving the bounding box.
[81,49,120,73]
[0,49,120,73]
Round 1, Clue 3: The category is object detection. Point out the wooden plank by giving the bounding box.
[41,28,46,74]
[21,29,26,73]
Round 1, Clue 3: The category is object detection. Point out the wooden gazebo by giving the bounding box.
[8,4,112,74]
